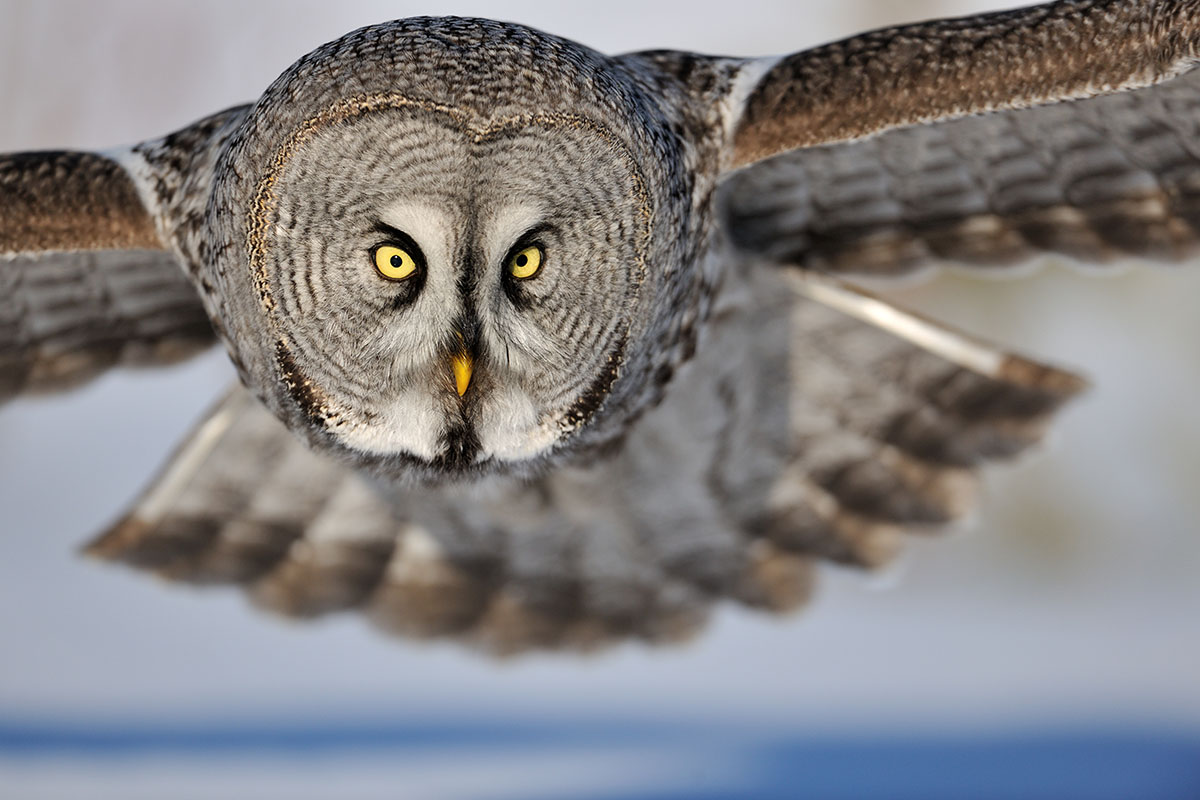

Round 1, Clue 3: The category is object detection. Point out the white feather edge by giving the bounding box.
[131,387,242,524]
[786,269,1007,379]
[103,144,171,245]
[718,55,784,143]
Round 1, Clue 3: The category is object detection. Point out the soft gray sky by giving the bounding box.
[0,0,1197,735]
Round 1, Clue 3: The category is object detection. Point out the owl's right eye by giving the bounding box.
[373,244,419,281]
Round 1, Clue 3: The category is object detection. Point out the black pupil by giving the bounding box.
[515,253,528,268]
[390,254,403,268]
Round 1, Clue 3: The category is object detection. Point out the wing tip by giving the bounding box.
[996,354,1090,402]
[81,516,146,562]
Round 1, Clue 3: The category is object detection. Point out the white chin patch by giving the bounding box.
[476,384,562,462]
[326,385,560,465]
[329,389,446,461]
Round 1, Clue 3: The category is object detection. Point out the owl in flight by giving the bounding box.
[2,0,1198,654]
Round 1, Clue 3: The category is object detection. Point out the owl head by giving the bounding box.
[206,17,716,482]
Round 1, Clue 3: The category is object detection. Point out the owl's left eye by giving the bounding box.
[373,244,419,281]
[507,244,543,280]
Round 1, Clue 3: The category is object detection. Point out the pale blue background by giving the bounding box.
[1,2,1198,797]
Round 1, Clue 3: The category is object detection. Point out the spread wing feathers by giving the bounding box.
[85,387,717,656]
[0,250,212,400]
[714,270,1085,569]
[721,0,1200,169]
[83,273,1083,655]
[722,67,1200,277]
[0,107,248,403]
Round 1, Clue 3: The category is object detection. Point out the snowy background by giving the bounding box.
[1,1,1198,798]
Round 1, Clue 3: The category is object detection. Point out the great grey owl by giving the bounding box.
[2,0,1198,655]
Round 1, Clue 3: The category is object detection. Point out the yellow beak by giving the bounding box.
[451,337,473,397]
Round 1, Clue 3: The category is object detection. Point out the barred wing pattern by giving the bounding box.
[0,248,212,400]
[0,106,250,404]
[724,0,1200,168]
[723,51,1200,276]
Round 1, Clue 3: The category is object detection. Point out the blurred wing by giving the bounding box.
[0,247,213,400]
[723,0,1200,168]
[85,271,1084,656]
[744,271,1085,567]
[0,107,247,402]
[722,67,1200,276]
[86,387,710,656]
[693,266,1085,578]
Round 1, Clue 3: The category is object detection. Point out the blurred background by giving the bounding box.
[1,1,1198,798]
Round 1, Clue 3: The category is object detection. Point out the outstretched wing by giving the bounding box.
[86,270,1083,656]
[723,0,1200,169]
[722,67,1200,276]
[0,107,247,403]
[628,0,1200,278]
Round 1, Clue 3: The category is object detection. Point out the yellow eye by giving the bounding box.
[373,244,418,281]
[507,245,543,280]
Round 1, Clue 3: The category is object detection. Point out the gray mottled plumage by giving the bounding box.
[724,67,1200,275]
[3,1,1197,654]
